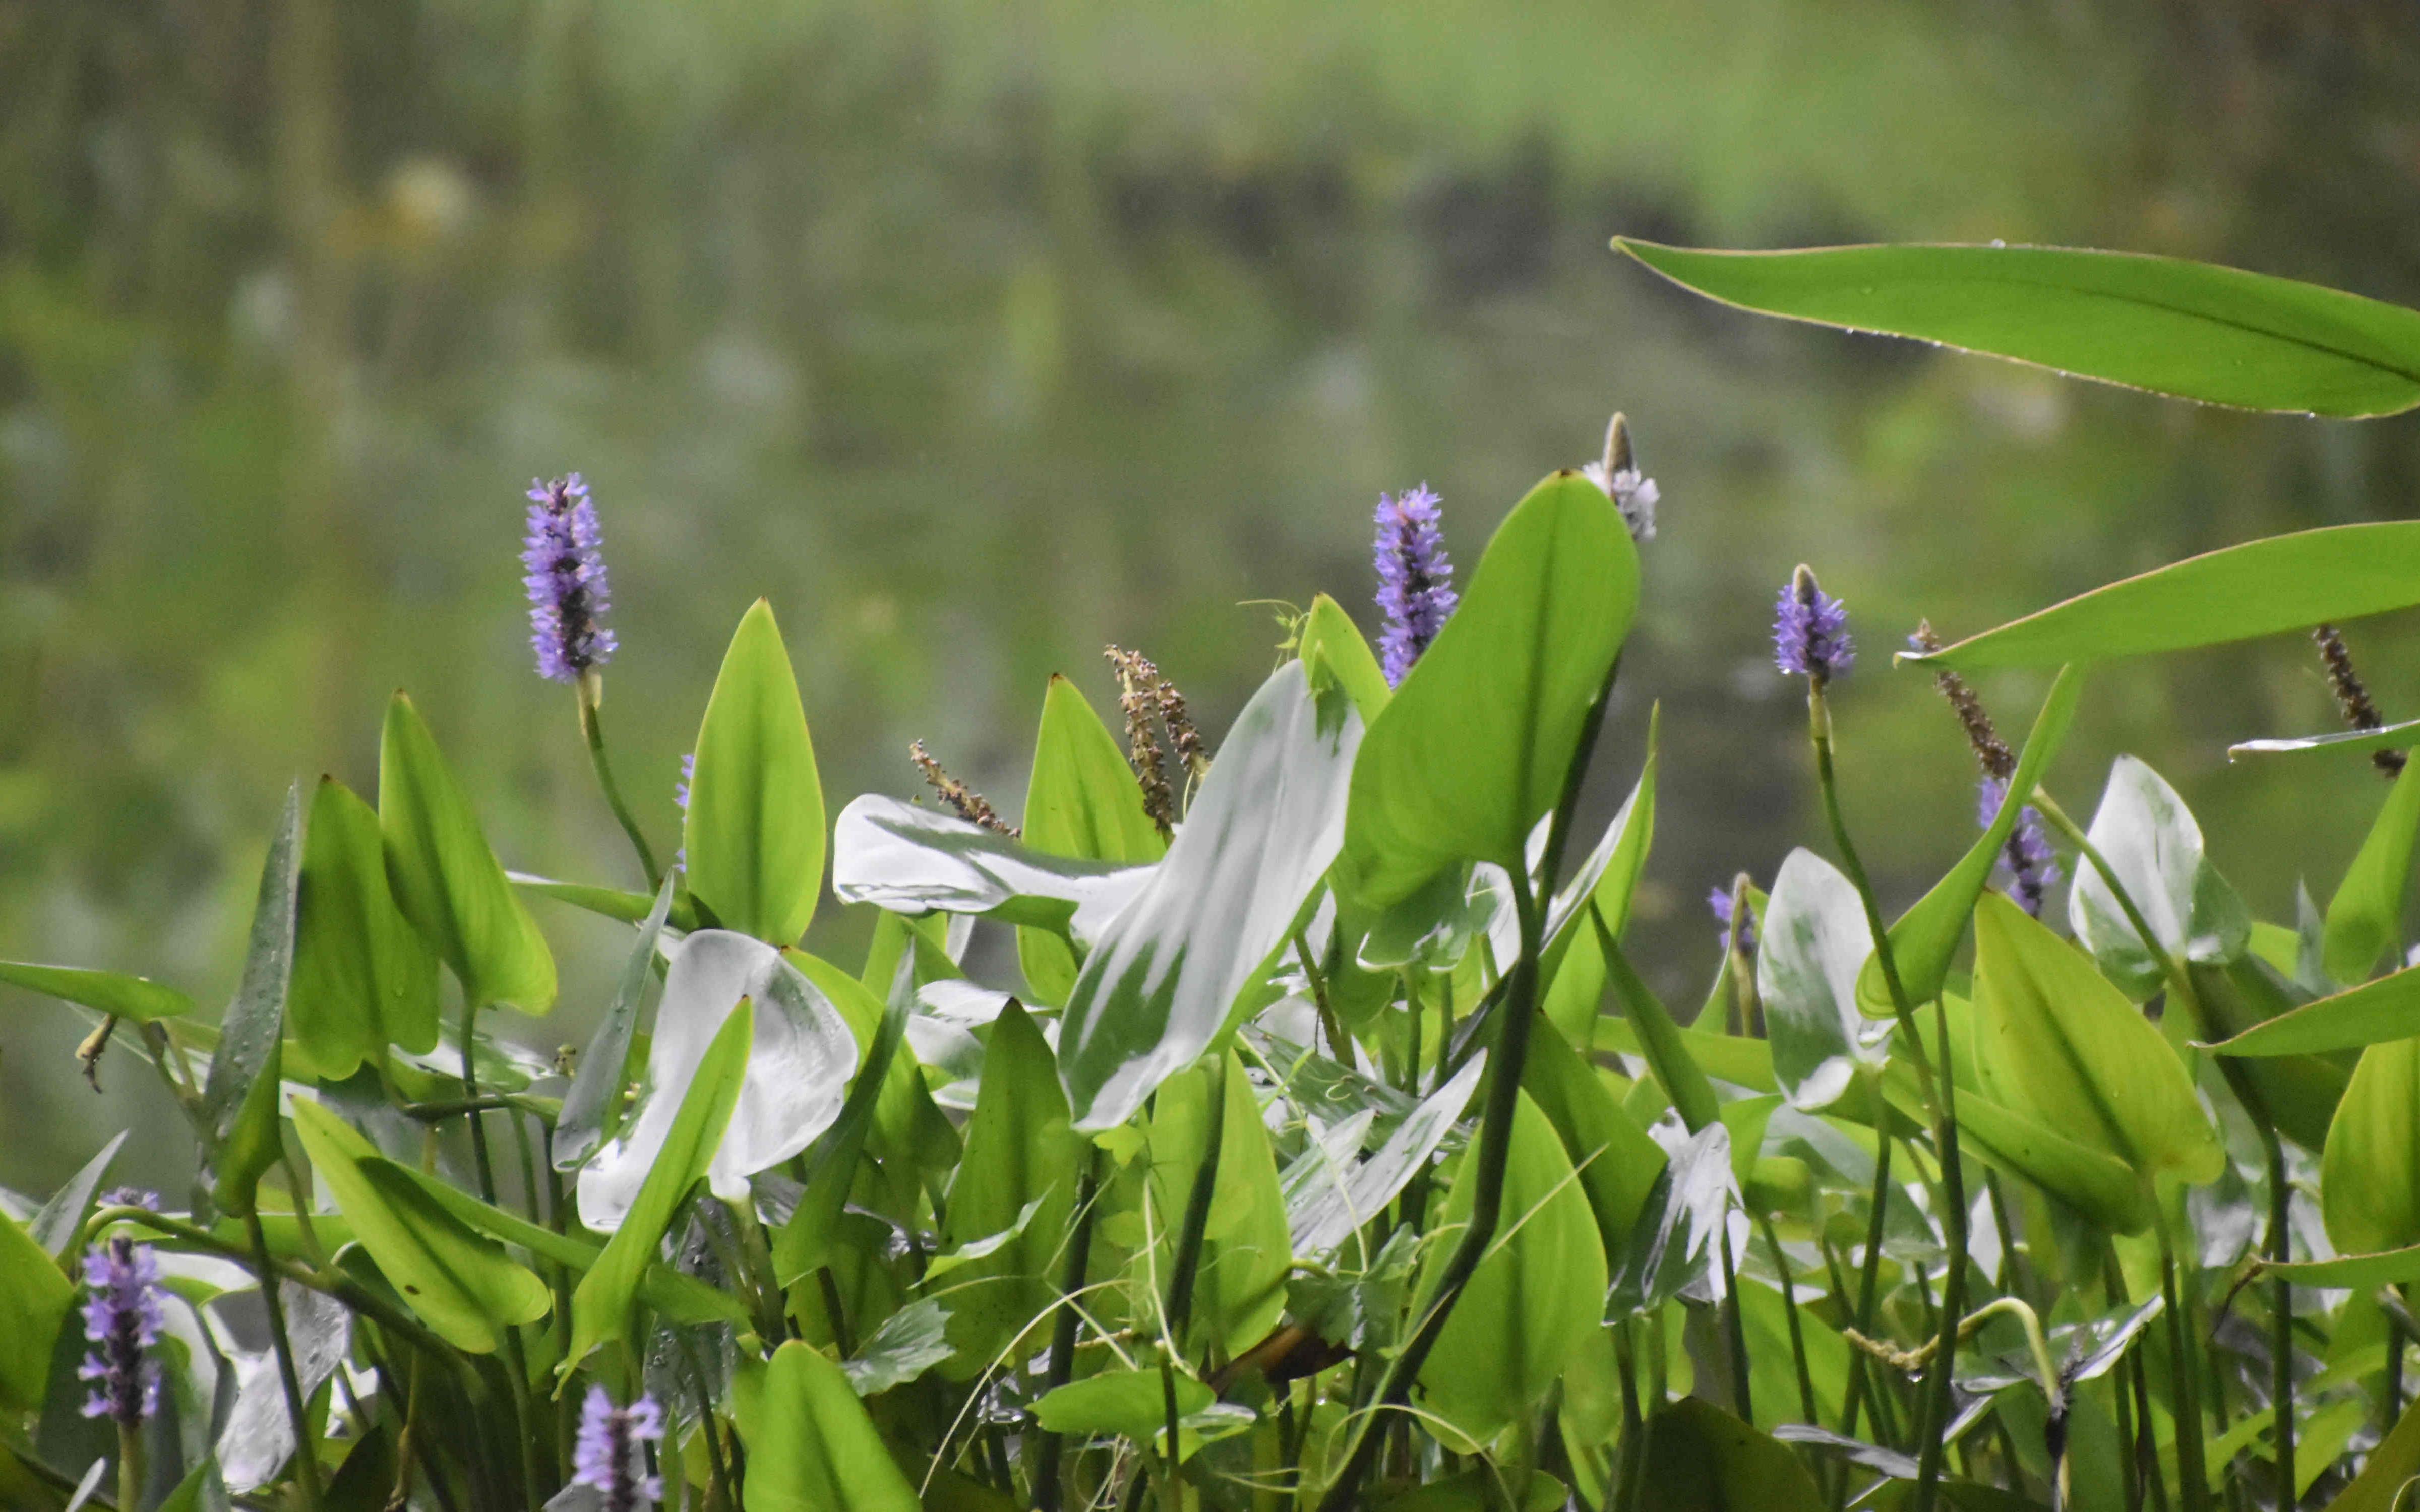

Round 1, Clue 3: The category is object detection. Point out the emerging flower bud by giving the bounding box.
[1582,412,1659,543]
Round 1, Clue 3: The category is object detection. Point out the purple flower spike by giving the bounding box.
[1773,565,1853,683]
[523,473,617,685]
[1373,484,1458,687]
[1978,775,2061,918]
[1710,884,1757,954]
[574,1385,666,1511]
[78,1235,164,1425]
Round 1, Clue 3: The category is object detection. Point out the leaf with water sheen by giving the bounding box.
[740,1340,922,1512]
[1615,238,2420,417]
[1059,662,1360,1130]
[1760,849,1888,1111]
[1288,1053,1484,1259]
[289,776,440,1079]
[2067,755,2249,999]
[1342,471,1638,907]
[2325,756,2420,984]
[686,598,826,948]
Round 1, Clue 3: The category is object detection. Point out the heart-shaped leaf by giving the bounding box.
[2067,755,2248,999]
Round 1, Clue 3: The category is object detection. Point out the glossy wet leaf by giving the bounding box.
[739,1340,921,1512]
[288,776,440,1079]
[1972,892,2223,1185]
[2204,961,2420,1057]
[0,1211,69,1413]
[833,794,1152,948]
[1631,1395,1825,1510]
[2325,756,2420,984]
[576,930,857,1233]
[1298,591,1391,724]
[1414,1090,1607,1446]
[2068,755,2248,999]
[1032,1368,1211,1441]
[1285,1052,1480,1261]
[30,1129,125,1258]
[1059,662,1360,1130]
[1858,665,2083,1015]
[842,1297,953,1396]
[0,960,191,1022]
[552,874,677,1173]
[686,598,826,948]
[564,998,750,1375]
[291,1098,550,1352]
[1521,1020,1667,1272]
[380,694,556,1013]
[1342,471,1639,907]
[205,783,303,1215]
[1144,1051,1292,1357]
[1016,672,1166,1004]
[2321,1037,2420,1256]
[1615,239,2420,417]
[1760,848,1886,1111]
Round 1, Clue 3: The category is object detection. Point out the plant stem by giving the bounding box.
[1717,1222,1754,1423]
[2158,1220,2212,1512]
[1036,1149,1106,1512]
[248,1210,325,1510]
[117,1419,142,1512]
[579,681,662,890]
[2266,1132,2295,1509]
[1760,1214,1820,1426]
[1837,1069,1897,1454]
[457,997,501,1208]
[1164,1054,1229,1352]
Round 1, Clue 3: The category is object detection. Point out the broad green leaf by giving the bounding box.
[1342,471,1639,907]
[1972,892,2223,1185]
[205,784,304,1215]
[380,694,556,1013]
[2321,1038,2420,1256]
[0,1211,69,1413]
[552,874,677,1172]
[2319,1392,2420,1512]
[1143,1051,1292,1359]
[2184,957,2347,1151]
[2326,756,2420,984]
[2259,1243,2420,1291]
[575,931,856,1233]
[1900,523,2420,673]
[1016,672,1167,1004]
[739,1340,921,1512]
[30,1129,126,1258]
[832,795,1152,946]
[1371,1470,1567,1512]
[291,1099,549,1352]
[1760,849,1887,1111]
[1059,662,1360,1130]
[1632,1397,1825,1511]
[2067,755,2249,1000]
[564,998,751,1375]
[1032,1368,1241,1453]
[1541,715,1659,1049]
[1931,1086,2149,1234]
[1287,1052,1485,1261]
[2232,717,2420,763]
[686,599,826,947]
[1415,1091,1607,1447]
[773,950,912,1286]
[2206,964,2420,1057]
[843,1297,954,1396]
[934,1000,1085,1377]
[1521,1020,1668,1272]
[1298,591,1391,725]
[288,776,440,1079]
[0,961,190,1022]
[1592,1013,1777,1095]
[1614,239,2420,418]
[1857,665,2083,1015]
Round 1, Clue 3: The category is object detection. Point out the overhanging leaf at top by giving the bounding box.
[1615,238,2420,417]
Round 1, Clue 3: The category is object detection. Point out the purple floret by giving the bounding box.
[1710,885,1757,954]
[523,473,617,684]
[1373,485,1458,687]
[1774,566,1853,683]
[78,1235,164,1425]
[573,1385,666,1510]
[1978,775,2061,917]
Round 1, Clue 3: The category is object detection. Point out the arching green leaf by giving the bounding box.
[2322,1038,2420,1256]
[1541,713,1658,1050]
[2326,757,2420,984]
[0,961,190,1022]
[1298,592,1391,725]
[207,784,304,1215]
[1144,1050,1292,1359]
[2206,963,2420,1058]
[1521,1021,1668,1273]
[289,776,439,1079]
[686,598,826,948]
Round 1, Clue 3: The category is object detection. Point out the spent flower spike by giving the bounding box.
[523,472,618,685]
[1774,564,1853,683]
[1581,412,1659,543]
[573,1386,666,1511]
[1373,484,1458,686]
[78,1234,164,1425]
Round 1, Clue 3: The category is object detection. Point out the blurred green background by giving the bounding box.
[9,0,2420,1195]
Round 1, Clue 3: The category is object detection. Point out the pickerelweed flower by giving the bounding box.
[78,1233,165,1425]
[1773,565,1853,683]
[1373,485,1457,687]
[573,1387,666,1511]
[522,473,617,685]
[1581,412,1659,543]
[1709,884,1757,954]
[1978,775,2061,918]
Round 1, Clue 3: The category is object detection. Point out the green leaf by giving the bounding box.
[1971,892,2223,1185]
[1032,1367,1211,1440]
[1059,662,1361,1130]
[739,1340,923,1512]
[1858,666,2083,1015]
[2205,963,2420,1057]
[1016,672,1167,1004]
[1342,471,1639,907]
[773,951,912,1286]
[842,1297,954,1396]
[1541,715,1659,1049]
[30,1129,126,1258]
[289,776,440,1080]
[379,694,556,1013]
[509,870,704,931]
[205,784,304,1215]
[2321,1037,2420,1255]
[2326,757,2420,984]
[1415,1090,1607,1447]
[1760,849,1887,1111]
[1614,238,2420,418]
[686,599,827,947]
[1298,592,1391,725]
[564,997,751,1375]
[2230,716,2420,763]
[933,999,1085,1377]
[1144,1050,1293,1359]
[1630,1390,1824,1509]
[832,795,1151,944]
[1929,1086,2150,1234]
[552,874,677,1173]
[1602,928,1721,1132]
[1286,1051,1484,1261]
[2067,755,2249,999]
[291,1098,550,1352]
[1521,1019,1669,1272]
[2317,1391,2420,1512]
[0,960,191,1022]
[2257,1242,2420,1291]
[0,1211,69,1413]
[1900,523,2420,672]
[1592,1014,1777,1095]
[2184,957,2347,1151]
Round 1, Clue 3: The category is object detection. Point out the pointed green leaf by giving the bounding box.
[1298,592,1391,725]
[1016,672,1166,1005]
[551,875,676,1173]
[30,1130,127,1258]
[564,998,751,1375]
[2318,1391,2420,1512]
[1145,1050,1293,1359]
[2184,957,2347,1151]
[2231,716,2420,763]
[1928,1086,2149,1234]
[773,950,913,1286]
[1631,1396,1824,1511]
[686,599,826,947]
[739,1340,922,1512]
[1760,849,1886,1111]
[2322,1037,2420,1256]
[1542,715,1658,1049]
[2326,757,2420,984]
[509,871,703,931]
[1615,238,2420,418]
[206,784,304,1215]
[380,695,556,1012]
[1033,1368,1212,1440]
[0,961,191,1022]
[290,776,440,1079]
[0,1211,69,1413]
[1343,471,1639,907]
[1521,1020,1668,1272]
[1287,1051,1484,1261]
[832,795,1152,943]
[1602,925,1720,1133]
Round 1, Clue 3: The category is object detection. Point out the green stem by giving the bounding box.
[458,997,501,1207]
[1760,1215,1820,1426]
[118,1419,142,1512]
[1164,1056,1229,1351]
[1836,1069,1896,1453]
[1718,1222,1754,1424]
[1160,1356,1185,1512]
[2266,1134,2295,1509]
[1036,1149,1107,1512]
[579,681,662,891]
[2157,1219,2212,1512]
[248,1210,326,1510]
